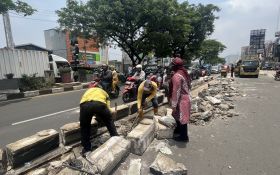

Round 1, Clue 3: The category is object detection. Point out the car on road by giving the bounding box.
[261,62,274,70]
[239,59,260,78]
[211,65,221,74]
[187,64,200,80]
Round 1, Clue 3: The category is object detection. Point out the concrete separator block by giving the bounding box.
[51,87,64,94]
[7,93,24,100]
[39,89,52,95]
[6,129,59,168]
[82,83,90,89]
[23,90,39,98]
[60,119,98,145]
[110,104,129,120]
[73,85,83,90]
[127,118,155,155]
[87,136,131,175]
[63,86,74,91]
[128,101,138,115]
[157,94,164,104]
[0,149,7,174]
[0,94,7,101]
[154,116,175,139]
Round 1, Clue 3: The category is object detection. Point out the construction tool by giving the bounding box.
[129,108,143,132]
[112,103,117,120]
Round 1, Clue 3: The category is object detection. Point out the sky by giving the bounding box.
[1,0,280,60]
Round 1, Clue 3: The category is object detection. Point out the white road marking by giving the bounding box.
[11,107,79,126]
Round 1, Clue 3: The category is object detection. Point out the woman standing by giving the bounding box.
[169,57,191,142]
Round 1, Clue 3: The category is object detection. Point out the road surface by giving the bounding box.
[176,75,280,175]
[0,89,123,147]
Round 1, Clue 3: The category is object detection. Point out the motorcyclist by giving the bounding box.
[133,64,145,82]
[100,64,113,92]
[110,66,119,92]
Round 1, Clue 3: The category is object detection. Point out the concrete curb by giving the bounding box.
[5,129,59,168]
[0,83,90,102]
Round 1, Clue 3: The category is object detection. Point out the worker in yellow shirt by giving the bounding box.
[111,66,119,92]
[80,84,118,154]
[137,80,158,118]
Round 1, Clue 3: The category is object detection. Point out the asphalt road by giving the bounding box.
[178,75,280,175]
[0,89,124,147]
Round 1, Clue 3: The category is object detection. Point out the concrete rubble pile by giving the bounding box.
[190,78,240,125]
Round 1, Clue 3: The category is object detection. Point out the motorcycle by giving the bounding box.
[89,78,120,99]
[122,76,138,103]
[274,69,280,81]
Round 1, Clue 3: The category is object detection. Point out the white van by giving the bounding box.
[48,54,73,82]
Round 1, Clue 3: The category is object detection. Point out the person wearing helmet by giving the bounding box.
[100,64,113,92]
[79,83,118,155]
[137,79,158,118]
[133,64,145,81]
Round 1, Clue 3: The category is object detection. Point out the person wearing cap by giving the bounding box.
[137,80,158,117]
[79,84,118,155]
[169,57,191,142]
[100,64,113,92]
[133,64,146,81]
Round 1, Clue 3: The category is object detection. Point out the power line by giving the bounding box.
[9,15,57,23]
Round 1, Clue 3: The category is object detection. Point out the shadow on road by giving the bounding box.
[0,98,32,107]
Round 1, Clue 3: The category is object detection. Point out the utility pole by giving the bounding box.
[3,13,15,48]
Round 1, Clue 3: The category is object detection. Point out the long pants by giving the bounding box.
[142,93,158,108]
[174,120,189,140]
[80,101,118,151]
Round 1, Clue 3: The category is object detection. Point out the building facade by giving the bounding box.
[44,29,108,66]
[249,29,266,56]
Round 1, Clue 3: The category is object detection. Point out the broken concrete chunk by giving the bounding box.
[198,111,212,121]
[127,159,141,175]
[56,167,80,175]
[6,129,59,168]
[166,108,173,116]
[158,116,176,128]
[0,149,7,174]
[127,118,155,155]
[87,136,131,175]
[219,104,230,111]
[26,168,48,175]
[155,142,172,155]
[150,153,187,175]
[154,116,175,139]
[206,96,221,105]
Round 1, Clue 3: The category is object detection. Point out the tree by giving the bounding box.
[0,0,36,15]
[57,0,221,66]
[198,39,226,65]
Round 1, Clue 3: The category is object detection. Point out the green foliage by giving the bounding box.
[198,39,226,65]
[5,73,14,79]
[0,0,36,15]
[20,73,50,92]
[57,0,221,65]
